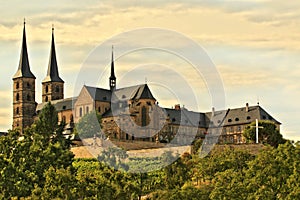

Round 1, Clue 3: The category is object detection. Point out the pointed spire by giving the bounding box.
[13,19,35,79]
[110,45,116,79]
[42,25,64,83]
[109,45,116,90]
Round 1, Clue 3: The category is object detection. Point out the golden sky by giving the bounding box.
[1,0,300,141]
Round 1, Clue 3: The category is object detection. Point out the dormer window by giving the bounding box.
[228,119,232,122]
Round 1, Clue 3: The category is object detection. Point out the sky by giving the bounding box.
[1,0,300,141]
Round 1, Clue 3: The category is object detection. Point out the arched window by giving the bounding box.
[16,93,20,101]
[79,107,83,117]
[26,82,30,88]
[45,96,48,102]
[142,106,147,127]
[98,107,101,113]
[70,114,74,123]
[86,106,89,114]
[16,82,19,89]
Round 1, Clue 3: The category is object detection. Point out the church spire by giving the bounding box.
[42,25,64,83]
[109,45,116,91]
[13,19,35,79]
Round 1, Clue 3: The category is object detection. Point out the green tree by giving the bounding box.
[0,102,75,198]
[75,110,102,138]
[243,120,286,147]
[210,142,300,200]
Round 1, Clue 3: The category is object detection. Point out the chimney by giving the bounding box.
[212,107,215,116]
[175,104,180,110]
[246,103,249,112]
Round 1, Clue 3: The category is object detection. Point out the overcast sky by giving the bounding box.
[1,0,300,141]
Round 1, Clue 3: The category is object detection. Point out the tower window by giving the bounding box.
[45,85,49,93]
[16,93,20,101]
[16,107,19,114]
[26,82,30,88]
[55,86,59,93]
[27,94,30,101]
[16,82,19,89]
[45,96,48,102]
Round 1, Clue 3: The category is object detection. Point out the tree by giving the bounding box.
[243,120,286,147]
[0,102,75,198]
[75,110,102,138]
[210,142,300,199]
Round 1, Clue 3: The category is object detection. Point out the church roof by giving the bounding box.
[112,84,156,102]
[42,27,64,83]
[85,86,111,102]
[13,21,35,79]
[36,97,76,112]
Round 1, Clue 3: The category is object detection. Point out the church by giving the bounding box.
[12,22,281,144]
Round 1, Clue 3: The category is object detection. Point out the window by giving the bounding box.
[142,106,147,127]
[27,94,30,101]
[228,119,232,122]
[16,82,19,89]
[86,106,89,113]
[16,107,19,114]
[45,96,48,102]
[237,126,241,132]
[247,116,251,120]
[262,115,266,120]
[26,82,30,88]
[70,114,74,123]
[235,118,239,121]
[79,107,83,117]
[55,86,59,92]
[45,85,49,93]
[62,106,66,110]
[16,93,20,101]
[98,107,101,113]
[103,97,107,100]
[122,95,126,99]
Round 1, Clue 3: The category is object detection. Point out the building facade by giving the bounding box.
[12,22,281,144]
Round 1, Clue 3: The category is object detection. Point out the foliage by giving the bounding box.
[98,147,129,171]
[243,120,286,147]
[0,102,74,199]
[210,142,300,200]
[75,110,102,138]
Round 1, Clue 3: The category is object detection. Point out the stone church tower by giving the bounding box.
[42,27,64,102]
[12,21,36,132]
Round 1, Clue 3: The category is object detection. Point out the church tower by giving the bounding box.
[12,21,36,132]
[42,26,64,102]
[109,46,116,91]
